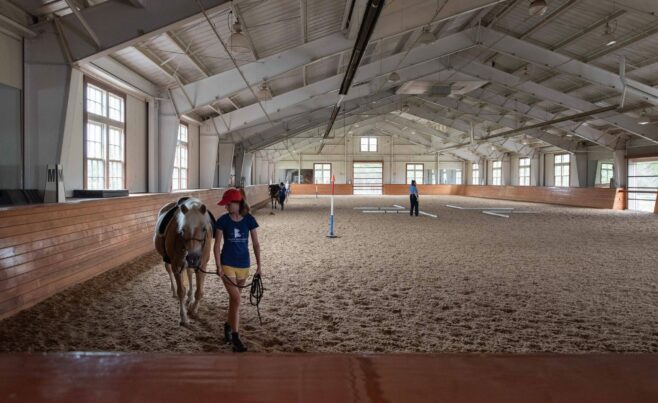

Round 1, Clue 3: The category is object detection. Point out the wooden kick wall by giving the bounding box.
[0,186,269,320]
[294,184,623,210]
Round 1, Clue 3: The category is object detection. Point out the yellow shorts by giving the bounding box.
[222,265,250,280]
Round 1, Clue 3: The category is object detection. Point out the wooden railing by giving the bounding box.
[290,184,353,195]
[296,183,623,210]
[0,186,269,320]
[459,185,620,209]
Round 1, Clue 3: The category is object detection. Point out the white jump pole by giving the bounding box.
[327,175,337,238]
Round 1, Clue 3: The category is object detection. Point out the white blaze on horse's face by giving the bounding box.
[178,202,208,268]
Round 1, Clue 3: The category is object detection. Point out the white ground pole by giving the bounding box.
[447,205,515,211]
[393,204,437,218]
[482,210,510,218]
[419,211,438,218]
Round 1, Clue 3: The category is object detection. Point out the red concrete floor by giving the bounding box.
[1,353,657,402]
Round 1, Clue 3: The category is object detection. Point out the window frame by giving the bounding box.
[599,162,613,185]
[172,122,189,191]
[492,160,502,186]
[313,163,332,184]
[472,162,480,185]
[406,163,424,184]
[554,153,570,187]
[519,157,531,186]
[359,136,378,152]
[83,77,127,190]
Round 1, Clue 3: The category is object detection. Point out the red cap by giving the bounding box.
[218,188,243,206]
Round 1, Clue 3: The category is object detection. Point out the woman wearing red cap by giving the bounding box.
[213,188,261,352]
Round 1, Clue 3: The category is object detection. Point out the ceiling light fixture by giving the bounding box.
[604,20,618,46]
[229,13,251,54]
[638,109,651,125]
[529,0,548,16]
[256,82,272,101]
[388,72,400,82]
[417,26,436,45]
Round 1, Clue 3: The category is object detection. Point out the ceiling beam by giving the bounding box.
[166,31,212,77]
[479,27,658,106]
[38,0,232,63]
[416,95,569,153]
[450,57,658,143]
[134,45,188,85]
[407,101,562,154]
[171,3,506,114]
[240,92,401,151]
[462,88,622,149]
[200,29,475,136]
[87,56,160,97]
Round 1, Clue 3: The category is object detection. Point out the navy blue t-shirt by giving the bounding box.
[216,213,259,268]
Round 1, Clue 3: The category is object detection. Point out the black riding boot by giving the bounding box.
[232,332,248,352]
[224,323,233,344]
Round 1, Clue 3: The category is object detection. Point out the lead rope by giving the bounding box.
[195,268,265,325]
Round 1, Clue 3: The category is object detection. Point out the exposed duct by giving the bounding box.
[319,0,385,153]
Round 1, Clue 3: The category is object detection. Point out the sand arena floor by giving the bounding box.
[1,195,658,353]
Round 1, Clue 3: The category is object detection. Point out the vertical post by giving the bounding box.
[298,153,302,184]
[327,174,337,238]
[435,152,440,184]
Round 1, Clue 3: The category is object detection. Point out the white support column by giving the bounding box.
[217,143,235,187]
[298,153,302,184]
[158,99,178,193]
[613,149,627,188]
[23,24,71,191]
[199,135,219,189]
[268,161,275,184]
[148,100,158,192]
[59,68,84,196]
[531,154,540,186]
[241,152,254,186]
[573,152,589,187]
[502,155,511,186]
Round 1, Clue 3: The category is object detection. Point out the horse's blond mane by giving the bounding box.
[177,200,208,232]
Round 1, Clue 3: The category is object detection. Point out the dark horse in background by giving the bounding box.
[269,184,281,209]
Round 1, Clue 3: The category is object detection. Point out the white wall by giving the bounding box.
[126,95,148,193]
[0,31,22,89]
[188,123,200,189]
[276,134,464,184]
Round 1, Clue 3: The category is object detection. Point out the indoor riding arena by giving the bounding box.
[1,0,658,401]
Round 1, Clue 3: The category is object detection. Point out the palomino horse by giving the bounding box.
[154,197,215,326]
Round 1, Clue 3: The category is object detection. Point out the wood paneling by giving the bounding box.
[380,184,618,209]
[1,353,658,402]
[460,186,618,209]
[290,184,353,195]
[383,184,460,195]
[0,186,269,320]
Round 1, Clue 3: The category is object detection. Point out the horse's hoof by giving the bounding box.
[188,310,199,319]
[180,321,191,328]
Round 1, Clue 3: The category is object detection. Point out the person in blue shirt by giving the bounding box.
[409,180,419,216]
[277,182,287,210]
[214,188,261,352]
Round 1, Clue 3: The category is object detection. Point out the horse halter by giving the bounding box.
[177,229,208,270]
